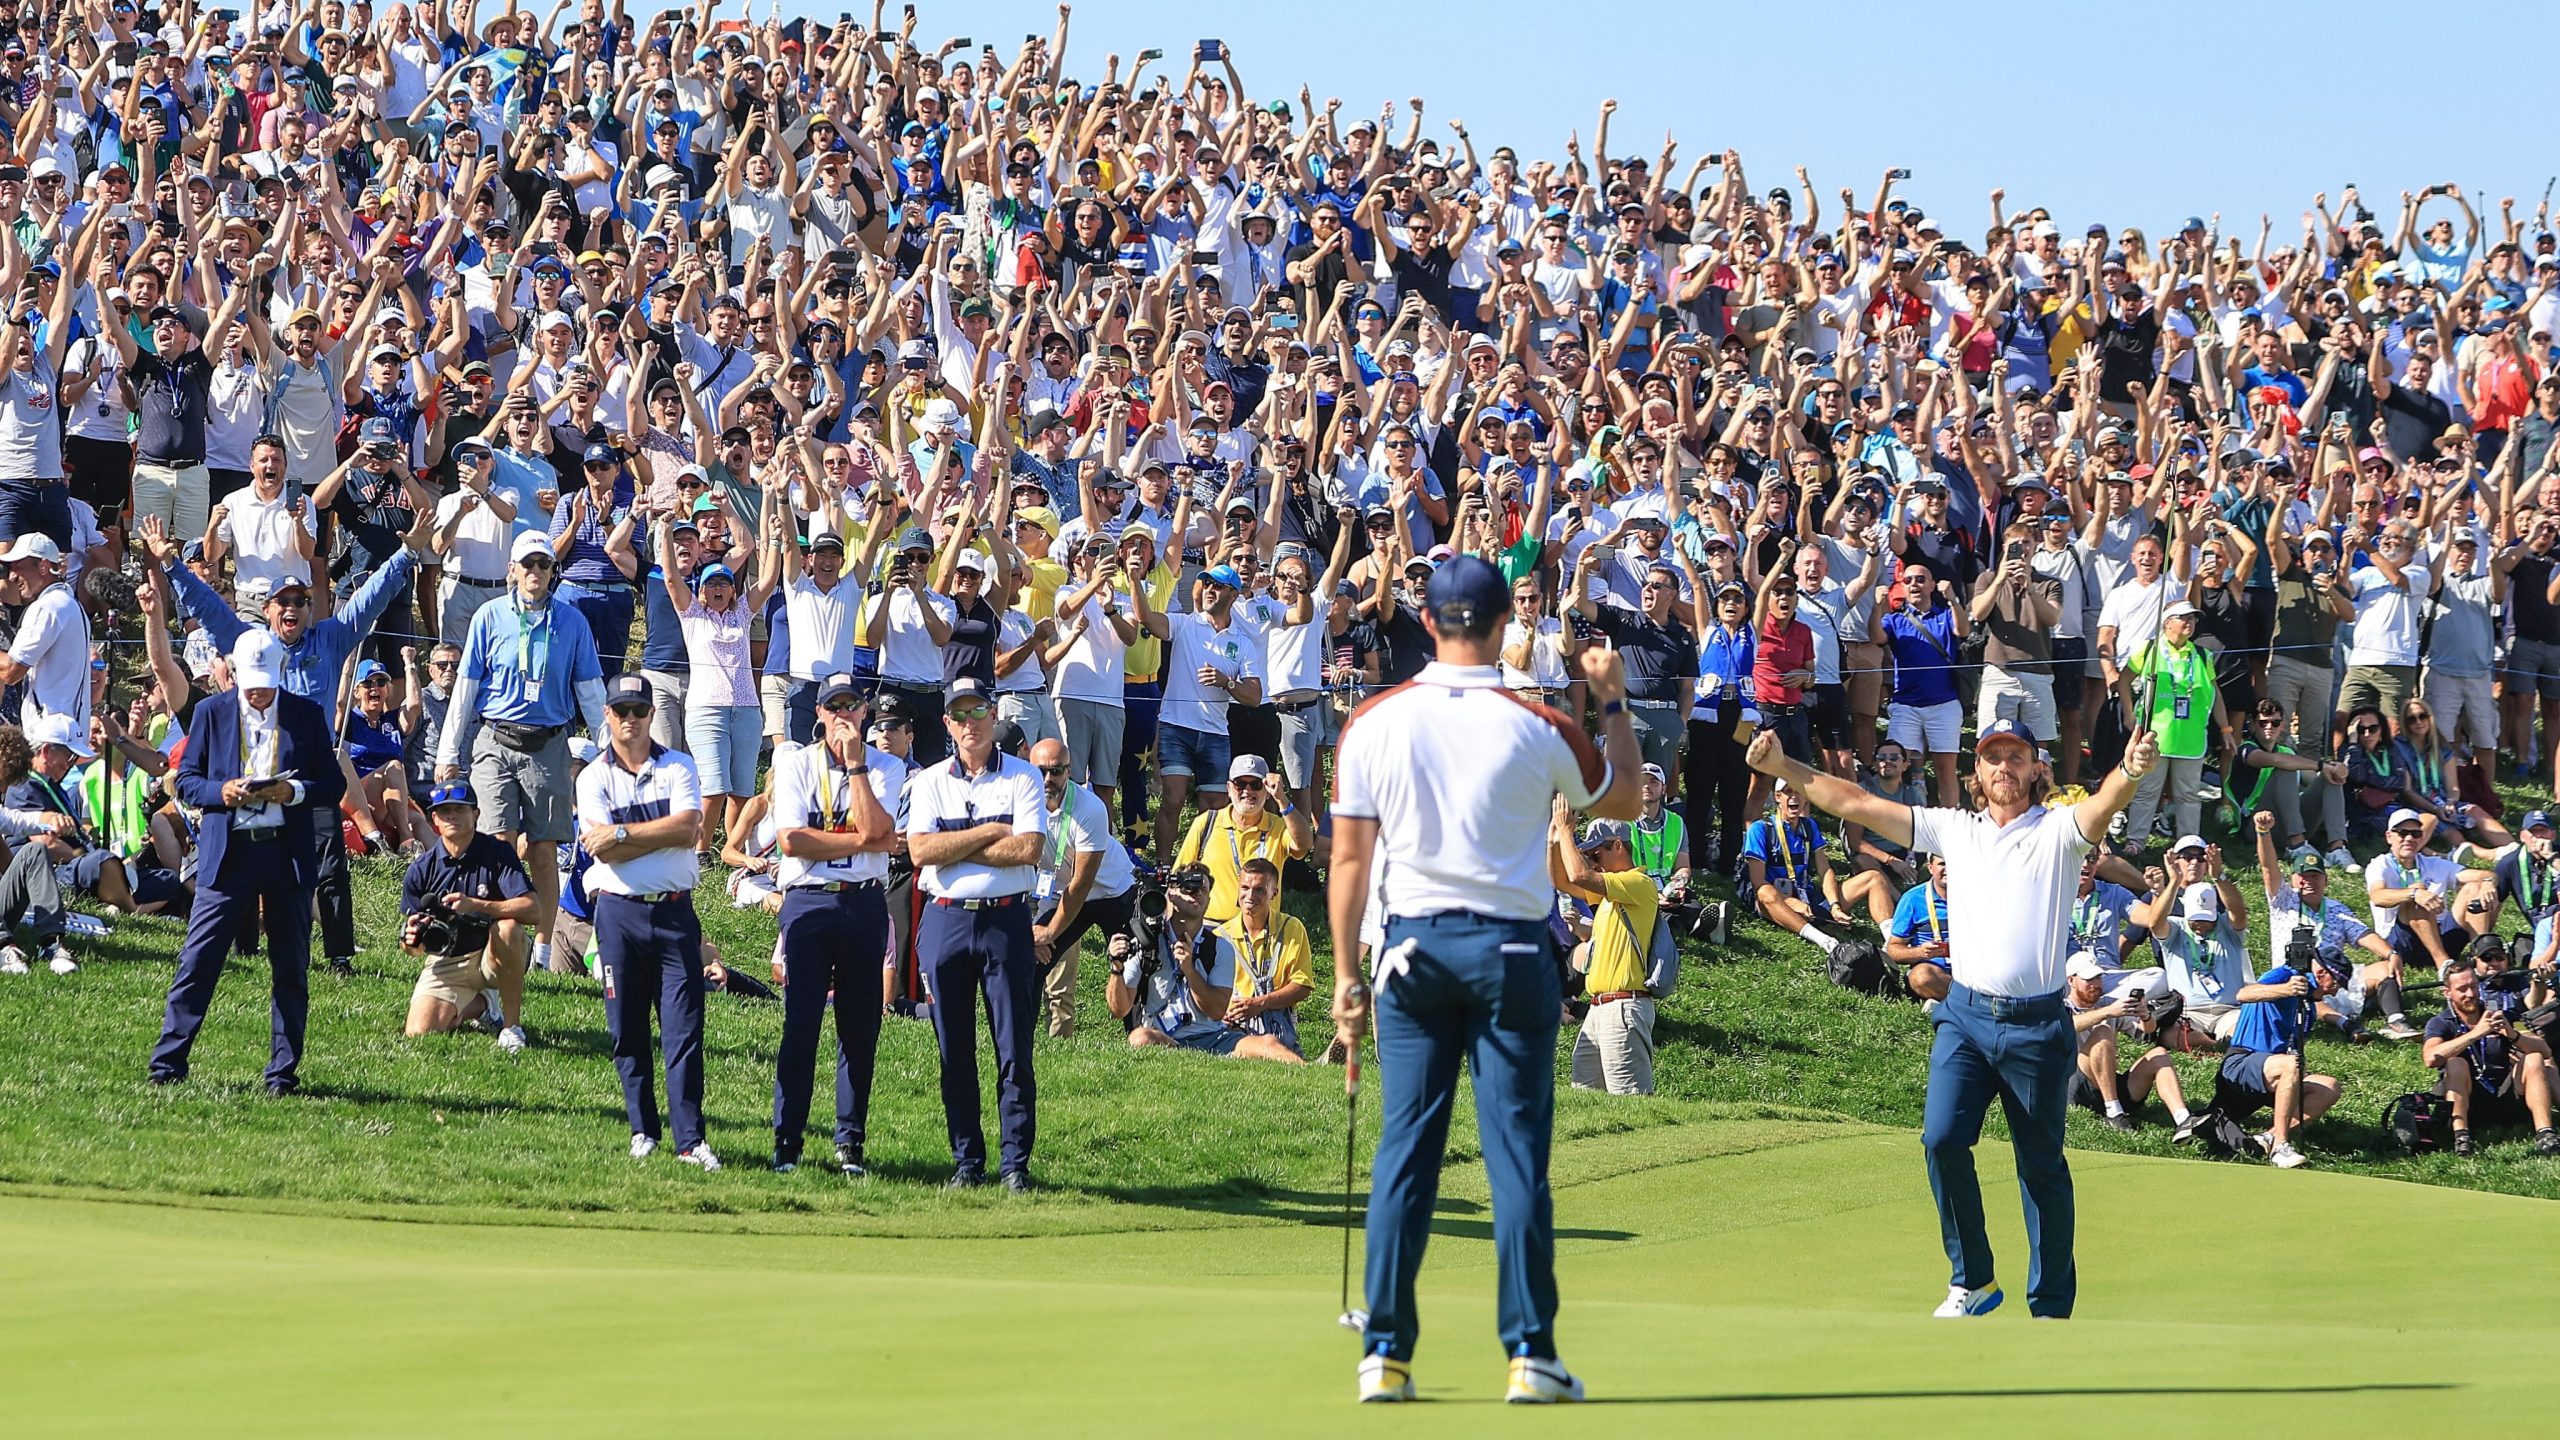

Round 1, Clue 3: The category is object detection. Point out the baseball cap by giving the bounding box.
[1200,564,1243,590]
[1975,718,2036,755]
[2162,600,2200,620]
[511,531,555,566]
[427,780,476,810]
[1640,763,1666,782]
[2180,883,2221,924]
[815,671,865,708]
[946,678,994,709]
[26,711,91,757]
[0,533,62,566]
[354,659,389,684]
[2387,807,2428,832]
[1579,819,1631,852]
[2064,952,2106,982]
[2292,851,2328,875]
[2523,810,2554,833]
[695,562,736,587]
[1228,753,1272,784]
[2170,834,2209,855]
[1424,555,1508,628]
[358,416,402,450]
[604,673,652,710]
[232,630,286,690]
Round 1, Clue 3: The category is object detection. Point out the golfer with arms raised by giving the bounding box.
[1747,717,2160,1319]
[1328,556,1642,1404]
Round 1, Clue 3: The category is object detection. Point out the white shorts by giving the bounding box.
[1886,699,1963,754]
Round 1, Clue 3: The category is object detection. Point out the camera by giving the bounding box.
[2480,968,2532,996]
[409,899,485,958]
[2285,932,2319,972]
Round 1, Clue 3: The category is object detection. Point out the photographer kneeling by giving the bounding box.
[2203,957,2344,1169]
[401,780,537,1051]
[1107,863,1280,1059]
[2066,952,2200,1138]
[2425,959,2560,1158]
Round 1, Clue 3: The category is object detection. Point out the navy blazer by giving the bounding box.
[177,688,348,891]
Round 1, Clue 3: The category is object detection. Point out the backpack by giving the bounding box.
[2187,1106,2262,1159]
[1826,938,1897,997]
[2384,1090,2449,1155]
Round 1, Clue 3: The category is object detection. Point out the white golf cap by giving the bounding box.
[2161,600,2200,620]
[26,711,92,757]
[2170,834,2208,854]
[2064,951,2105,981]
[0,532,62,566]
[2180,882,2221,923]
[232,629,286,689]
[2386,807,2428,832]
[510,530,555,565]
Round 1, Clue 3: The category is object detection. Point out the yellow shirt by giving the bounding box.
[1215,912,1315,1003]
[1021,555,1068,621]
[1120,562,1178,680]
[1584,867,1662,997]
[1176,804,1304,923]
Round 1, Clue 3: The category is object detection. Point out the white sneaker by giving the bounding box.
[1933,1282,2004,1318]
[42,942,76,975]
[1356,1351,1414,1404]
[677,1143,722,1172]
[1504,1354,1585,1404]
[2269,1143,2309,1170]
[630,1133,657,1160]
[1921,998,1940,1018]
[0,945,27,975]
[2323,845,2355,869]
[496,1025,528,1054]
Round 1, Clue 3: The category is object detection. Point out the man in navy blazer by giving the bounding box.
[150,631,350,1095]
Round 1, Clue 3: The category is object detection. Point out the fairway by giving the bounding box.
[2,1118,2520,1437]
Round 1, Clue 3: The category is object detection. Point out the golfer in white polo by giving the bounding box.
[1747,717,2158,1319]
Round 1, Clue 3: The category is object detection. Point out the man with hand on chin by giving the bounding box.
[1747,716,2160,1322]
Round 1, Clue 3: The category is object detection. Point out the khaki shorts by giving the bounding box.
[1842,641,1888,718]
[412,947,503,1008]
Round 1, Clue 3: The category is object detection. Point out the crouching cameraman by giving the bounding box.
[2424,959,2560,1158]
[401,780,537,1052]
[2066,952,2200,1138]
[1104,863,1295,1061]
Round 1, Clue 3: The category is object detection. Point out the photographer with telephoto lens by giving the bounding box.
[400,780,536,1051]
[2424,958,2560,1158]
[1105,863,1251,1054]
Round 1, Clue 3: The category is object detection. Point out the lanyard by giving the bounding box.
[2236,744,2289,812]
[815,747,854,832]
[1923,883,1944,943]
[1774,819,1804,884]
[512,600,552,689]
[31,772,81,843]
[2368,744,2393,781]
[1045,801,1075,872]
[2413,744,2443,798]
[2523,856,2546,913]
[1233,924,1277,995]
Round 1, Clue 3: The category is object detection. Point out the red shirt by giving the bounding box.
[1753,613,1814,705]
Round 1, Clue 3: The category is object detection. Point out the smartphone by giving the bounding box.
[1887,167,1912,181]
[949,35,970,48]
[1195,39,1224,62]
[1135,47,1163,63]
[530,241,557,258]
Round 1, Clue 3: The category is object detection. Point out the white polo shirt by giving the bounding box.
[785,573,864,681]
[1042,781,1137,903]
[1332,662,1607,922]
[1159,609,1260,735]
[1907,801,2095,997]
[771,740,907,889]
[905,751,1048,900]
[218,486,321,597]
[867,585,957,685]
[574,743,704,897]
[10,580,91,735]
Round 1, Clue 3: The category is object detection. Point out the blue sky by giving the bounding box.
[783,0,2557,245]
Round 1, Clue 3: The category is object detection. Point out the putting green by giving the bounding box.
[2,1123,2526,1436]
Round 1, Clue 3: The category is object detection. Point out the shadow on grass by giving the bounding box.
[302,1080,628,1126]
[1078,1180,1634,1241]
[1464,1380,2460,1406]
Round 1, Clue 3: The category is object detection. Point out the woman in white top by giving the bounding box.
[1045,534,1144,802]
[1258,508,1358,818]
[0,207,95,548]
[659,511,776,853]
[992,556,1063,748]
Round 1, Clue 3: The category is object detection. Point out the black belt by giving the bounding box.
[232,827,283,844]
[1760,702,1804,716]
[883,680,940,694]
[1272,695,1323,714]
[790,878,885,894]
[453,573,506,589]
[929,893,1029,910]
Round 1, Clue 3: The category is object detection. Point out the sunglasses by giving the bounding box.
[2392,826,2425,838]
[608,703,652,719]
[1037,763,1070,776]
[272,594,311,608]
[820,698,864,714]
[946,704,993,722]
[519,555,555,570]
[1231,777,1265,792]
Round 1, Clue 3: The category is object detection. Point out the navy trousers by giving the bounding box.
[560,581,637,679]
[919,899,1038,1176]
[771,883,890,1161]
[1922,981,2077,1318]
[1363,911,1561,1363]
[596,892,707,1150]
[150,846,313,1087]
[311,804,355,962]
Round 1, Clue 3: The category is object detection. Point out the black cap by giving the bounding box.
[1423,555,1509,629]
[604,673,651,710]
[815,671,864,707]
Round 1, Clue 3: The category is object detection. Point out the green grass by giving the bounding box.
[7,834,2556,1433]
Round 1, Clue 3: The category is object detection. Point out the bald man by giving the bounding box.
[1027,737,1142,1039]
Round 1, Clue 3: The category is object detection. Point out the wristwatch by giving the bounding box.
[613,824,629,845]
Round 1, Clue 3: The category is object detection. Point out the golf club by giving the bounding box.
[1337,987,1368,1335]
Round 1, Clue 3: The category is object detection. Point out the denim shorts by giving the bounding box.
[685,703,763,796]
[1159,723,1231,785]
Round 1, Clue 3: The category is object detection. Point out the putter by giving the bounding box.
[1337,996,1368,1335]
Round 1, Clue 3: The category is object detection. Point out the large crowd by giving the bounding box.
[0,0,2554,1178]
